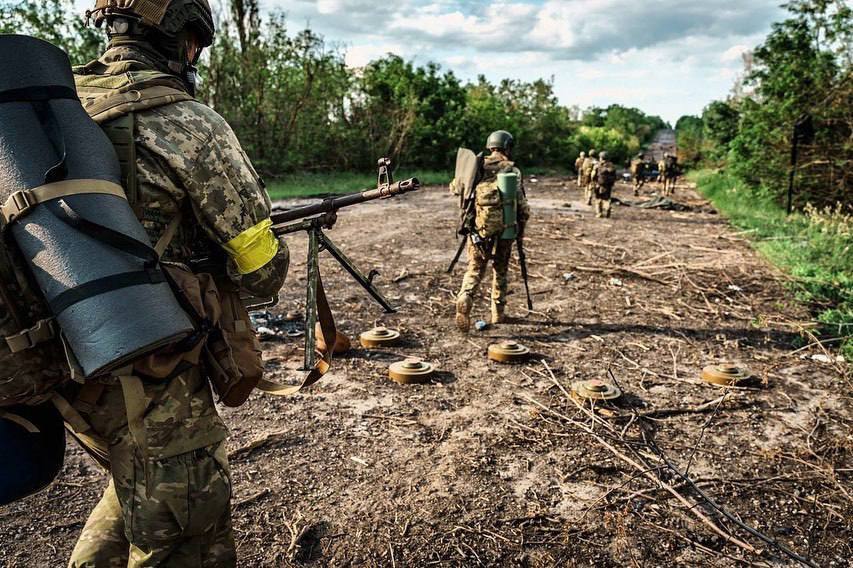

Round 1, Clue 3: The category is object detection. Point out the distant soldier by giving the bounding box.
[455,131,531,331]
[591,151,617,218]
[665,152,679,194]
[574,151,586,185]
[658,154,668,189]
[581,148,597,205]
[629,152,646,196]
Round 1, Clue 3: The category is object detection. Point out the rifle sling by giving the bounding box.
[256,273,335,396]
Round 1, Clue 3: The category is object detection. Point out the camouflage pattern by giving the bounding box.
[455,150,529,329]
[0,246,68,407]
[63,43,290,565]
[581,155,598,205]
[591,157,617,218]
[75,46,289,297]
[68,442,234,567]
[456,239,514,327]
[64,367,233,566]
[471,152,530,239]
[629,157,646,196]
[574,152,585,183]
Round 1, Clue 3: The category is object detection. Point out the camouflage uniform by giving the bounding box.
[456,151,530,327]
[574,153,585,185]
[664,154,678,195]
[591,155,617,218]
[581,152,597,205]
[629,157,645,196]
[65,46,289,567]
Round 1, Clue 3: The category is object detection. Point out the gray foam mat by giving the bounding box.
[0,35,194,376]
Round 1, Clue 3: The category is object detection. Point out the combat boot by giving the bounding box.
[455,296,472,332]
[491,305,506,325]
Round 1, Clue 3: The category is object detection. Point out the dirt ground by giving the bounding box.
[1,175,851,567]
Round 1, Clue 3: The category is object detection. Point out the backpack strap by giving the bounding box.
[0,179,126,229]
[100,113,139,211]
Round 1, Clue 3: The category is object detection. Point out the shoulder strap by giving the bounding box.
[100,113,139,211]
[84,85,193,125]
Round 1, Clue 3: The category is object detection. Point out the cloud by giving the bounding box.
[262,0,786,122]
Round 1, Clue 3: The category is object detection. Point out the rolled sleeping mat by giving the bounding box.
[0,403,66,505]
[0,34,194,377]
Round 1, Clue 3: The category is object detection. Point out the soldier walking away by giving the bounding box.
[658,154,668,192]
[581,148,597,206]
[591,151,617,218]
[629,153,646,196]
[455,131,531,332]
[664,152,679,195]
[60,1,291,565]
[574,151,586,185]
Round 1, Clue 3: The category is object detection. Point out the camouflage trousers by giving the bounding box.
[457,238,514,317]
[65,367,235,567]
[585,182,595,205]
[662,176,676,196]
[632,177,644,195]
[594,185,613,218]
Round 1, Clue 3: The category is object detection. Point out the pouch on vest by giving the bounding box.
[0,35,195,378]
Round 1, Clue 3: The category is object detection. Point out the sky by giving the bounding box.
[260,0,788,124]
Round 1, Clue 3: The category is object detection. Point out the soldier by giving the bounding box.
[665,152,679,195]
[455,130,530,331]
[658,153,668,191]
[591,151,617,218]
[574,151,586,186]
[580,148,597,205]
[629,152,646,196]
[62,0,291,565]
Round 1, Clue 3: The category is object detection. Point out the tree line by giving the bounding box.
[675,0,851,211]
[1,0,668,177]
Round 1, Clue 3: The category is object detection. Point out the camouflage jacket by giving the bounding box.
[575,156,585,172]
[74,46,288,298]
[474,151,531,239]
[630,159,645,176]
[592,160,617,189]
[581,157,597,177]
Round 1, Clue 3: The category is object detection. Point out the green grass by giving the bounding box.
[691,169,853,359]
[266,170,450,199]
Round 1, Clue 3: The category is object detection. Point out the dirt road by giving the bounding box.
[1,177,850,567]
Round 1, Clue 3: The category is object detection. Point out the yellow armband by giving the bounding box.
[223,218,279,275]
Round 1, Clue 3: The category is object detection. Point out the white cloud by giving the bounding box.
[263,0,787,121]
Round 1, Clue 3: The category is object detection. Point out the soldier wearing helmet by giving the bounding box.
[455,130,531,331]
[65,1,291,565]
[591,151,617,218]
[580,148,598,205]
[630,152,646,196]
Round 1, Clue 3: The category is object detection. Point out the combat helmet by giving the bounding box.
[588,149,596,158]
[579,151,586,158]
[486,130,514,154]
[599,151,608,160]
[86,0,215,93]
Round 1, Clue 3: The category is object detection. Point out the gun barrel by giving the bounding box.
[270,178,421,226]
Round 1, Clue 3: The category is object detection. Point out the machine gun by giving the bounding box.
[268,158,420,371]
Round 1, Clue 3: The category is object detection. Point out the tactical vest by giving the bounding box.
[74,69,193,212]
[597,162,617,188]
[475,155,517,239]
